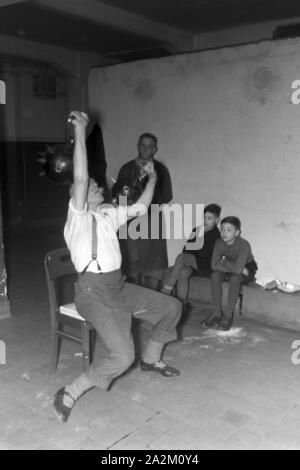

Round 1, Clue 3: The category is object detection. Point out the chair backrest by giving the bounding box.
[44,248,78,322]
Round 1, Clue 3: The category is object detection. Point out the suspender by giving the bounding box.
[81,214,101,274]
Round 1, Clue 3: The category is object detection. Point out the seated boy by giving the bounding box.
[202,216,257,331]
[161,204,221,307]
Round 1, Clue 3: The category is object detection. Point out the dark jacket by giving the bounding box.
[184,225,220,277]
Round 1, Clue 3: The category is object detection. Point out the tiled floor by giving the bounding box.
[1,226,300,450]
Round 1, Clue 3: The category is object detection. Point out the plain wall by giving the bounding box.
[89,38,300,284]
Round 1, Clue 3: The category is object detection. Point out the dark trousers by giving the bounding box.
[211,271,246,319]
[166,253,197,301]
[75,269,181,390]
[166,252,211,302]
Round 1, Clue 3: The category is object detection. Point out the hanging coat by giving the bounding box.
[86,124,107,191]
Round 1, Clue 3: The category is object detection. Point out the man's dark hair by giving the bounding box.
[138,133,158,146]
[204,204,221,217]
[221,216,241,231]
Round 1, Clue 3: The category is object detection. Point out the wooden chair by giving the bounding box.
[44,248,96,374]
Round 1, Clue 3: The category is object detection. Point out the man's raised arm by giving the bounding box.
[69,111,89,212]
[127,161,157,218]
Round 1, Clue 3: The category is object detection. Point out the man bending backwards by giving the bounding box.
[53,111,182,423]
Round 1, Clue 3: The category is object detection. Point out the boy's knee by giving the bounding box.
[175,253,185,266]
[179,266,192,280]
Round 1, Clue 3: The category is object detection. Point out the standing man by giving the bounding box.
[116,133,172,286]
[53,112,181,424]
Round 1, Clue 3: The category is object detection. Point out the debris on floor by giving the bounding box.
[131,392,146,404]
[183,336,202,343]
[21,373,31,381]
[1,303,299,449]
[202,327,247,344]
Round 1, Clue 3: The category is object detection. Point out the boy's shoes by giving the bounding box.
[201,312,223,328]
[216,317,233,331]
[201,310,234,331]
[53,387,76,423]
[140,359,180,377]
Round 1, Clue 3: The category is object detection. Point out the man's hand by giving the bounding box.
[242,268,249,276]
[68,111,89,132]
[128,161,157,218]
[143,161,157,183]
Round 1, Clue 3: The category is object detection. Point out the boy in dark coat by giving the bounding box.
[161,204,221,306]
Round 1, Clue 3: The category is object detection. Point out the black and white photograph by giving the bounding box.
[0,0,300,453]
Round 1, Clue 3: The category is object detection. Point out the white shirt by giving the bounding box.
[64,199,130,273]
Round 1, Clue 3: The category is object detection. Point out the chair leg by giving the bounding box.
[81,323,90,372]
[50,324,61,374]
[89,328,96,364]
[239,293,243,316]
